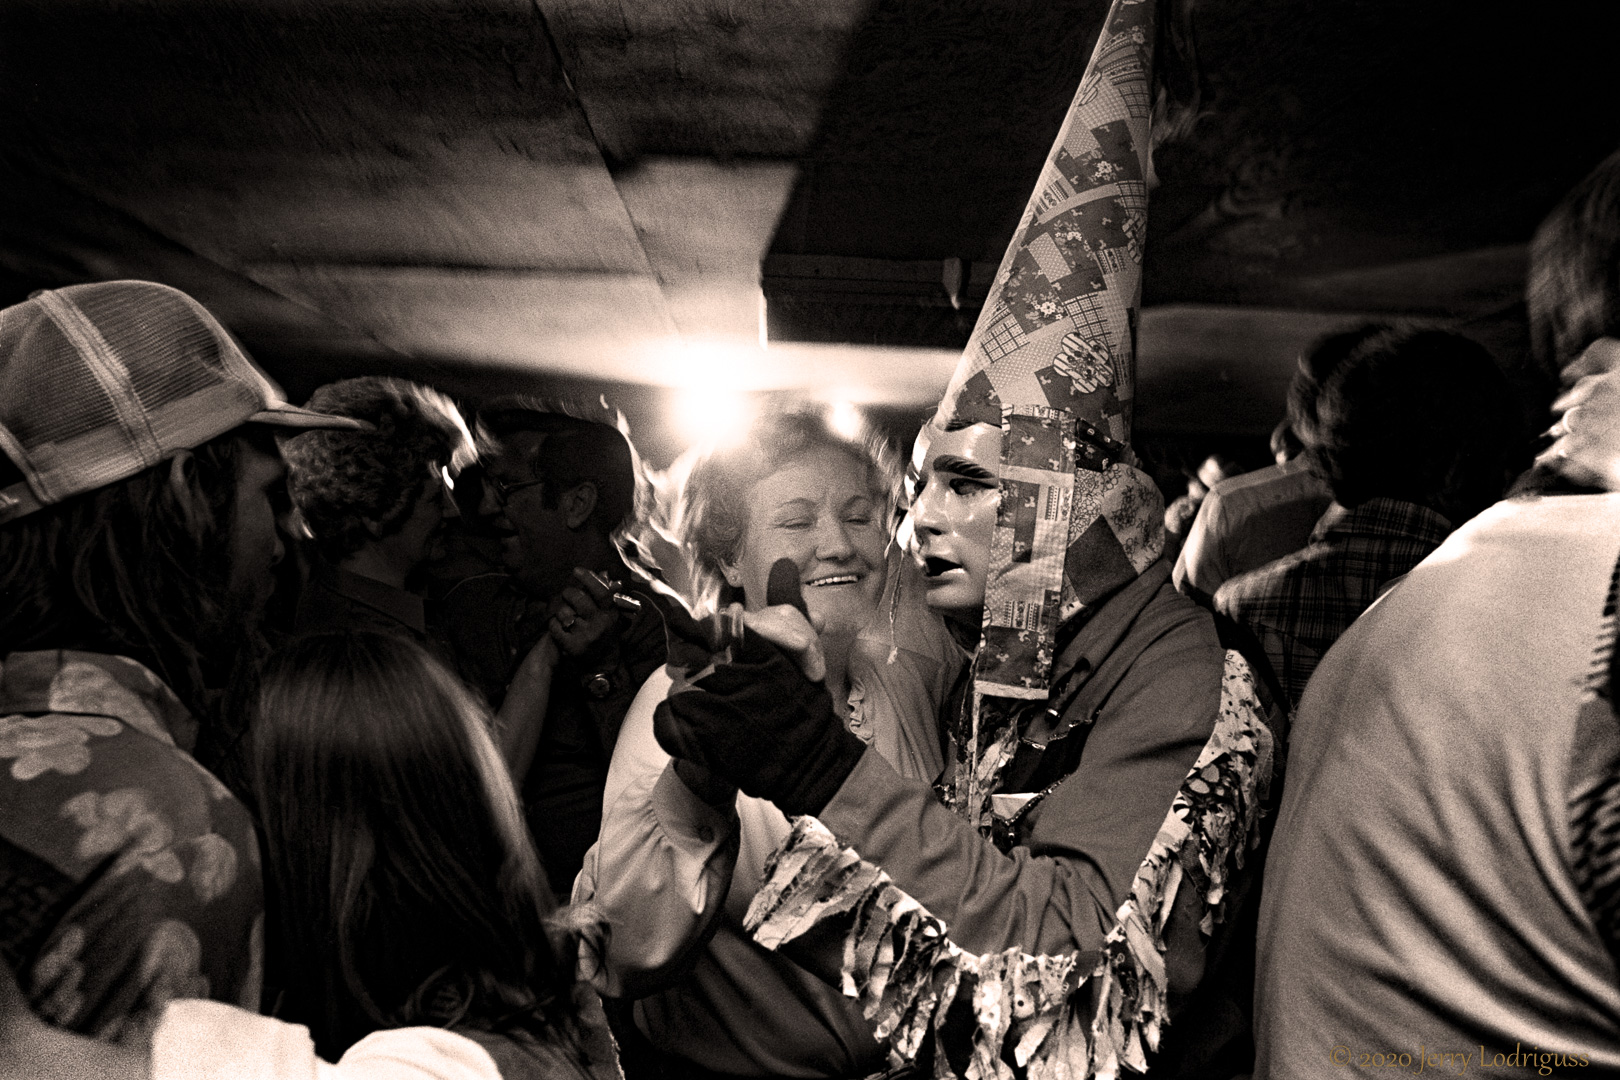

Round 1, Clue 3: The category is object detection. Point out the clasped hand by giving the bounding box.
[653,603,866,819]
[548,567,622,662]
[1536,337,1620,491]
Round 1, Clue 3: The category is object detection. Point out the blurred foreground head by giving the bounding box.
[1529,148,1620,383]
[252,631,575,1059]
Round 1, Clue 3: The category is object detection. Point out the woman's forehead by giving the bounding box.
[752,445,873,504]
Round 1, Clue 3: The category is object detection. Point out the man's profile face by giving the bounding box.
[226,435,289,621]
[479,433,575,600]
[388,467,458,573]
[901,421,1001,616]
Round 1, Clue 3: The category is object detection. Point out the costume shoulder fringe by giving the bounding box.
[743,650,1274,1080]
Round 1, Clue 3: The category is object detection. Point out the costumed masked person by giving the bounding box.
[573,410,961,1079]
[650,1,1280,1076]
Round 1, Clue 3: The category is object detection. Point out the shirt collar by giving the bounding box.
[0,650,196,749]
[1310,496,1453,547]
[315,562,428,635]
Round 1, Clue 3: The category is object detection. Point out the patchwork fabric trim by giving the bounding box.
[977,407,1077,701]
[744,652,1273,1080]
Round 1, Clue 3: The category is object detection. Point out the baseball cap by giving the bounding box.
[0,280,369,523]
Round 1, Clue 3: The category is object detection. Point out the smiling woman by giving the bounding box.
[681,410,898,712]
[573,407,963,1079]
[721,444,887,661]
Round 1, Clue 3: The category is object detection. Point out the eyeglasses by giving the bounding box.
[486,474,545,506]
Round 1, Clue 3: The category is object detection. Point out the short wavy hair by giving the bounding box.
[677,408,900,612]
[1286,323,1394,450]
[283,377,473,563]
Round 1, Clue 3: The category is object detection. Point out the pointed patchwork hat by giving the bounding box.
[938,0,1166,706]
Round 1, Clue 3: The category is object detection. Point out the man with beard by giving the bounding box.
[280,376,474,652]
[441,397,669,898]
[0,280,364,1040]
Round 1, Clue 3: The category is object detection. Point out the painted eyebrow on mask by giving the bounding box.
[931,455,996,482]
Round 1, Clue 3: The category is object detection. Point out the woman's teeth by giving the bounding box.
[807,574,860,587]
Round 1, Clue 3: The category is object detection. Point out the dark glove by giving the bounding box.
[654,630,867,818]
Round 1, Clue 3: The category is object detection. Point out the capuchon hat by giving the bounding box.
[933,0,1165,817]
[0,280,369,523]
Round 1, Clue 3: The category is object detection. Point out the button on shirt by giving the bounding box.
[1214,496,1453,708]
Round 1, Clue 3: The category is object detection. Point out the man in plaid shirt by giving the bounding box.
[1215,326,1519,709]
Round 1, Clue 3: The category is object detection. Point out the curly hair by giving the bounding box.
[282,377,473,564]
[676,409,900,612]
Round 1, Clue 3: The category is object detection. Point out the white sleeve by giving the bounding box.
[332,1028,502,1080]
[152,998,320,1080]
[151,999,501,1080]
[571,667,741,999]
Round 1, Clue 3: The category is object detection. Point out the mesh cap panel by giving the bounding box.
[0,280,362,521]
[0,304,123,457]
[74,283,237,416]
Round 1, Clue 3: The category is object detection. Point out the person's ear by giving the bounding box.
[719,559,744,589]
[361,516,387,540]
[166,450,209,538]
[561,481,597,530]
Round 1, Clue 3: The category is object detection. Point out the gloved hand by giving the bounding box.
[654,628,867,818]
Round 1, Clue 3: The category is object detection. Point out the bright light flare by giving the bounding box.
[827,400,863,441]
[673,389,753,449]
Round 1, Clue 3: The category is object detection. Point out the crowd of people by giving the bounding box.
[3,57,1620,1080]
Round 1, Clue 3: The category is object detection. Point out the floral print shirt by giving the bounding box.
[0,650,263,1041]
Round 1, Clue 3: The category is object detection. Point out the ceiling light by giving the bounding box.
[827,400,863,440]
[672,388,753,449]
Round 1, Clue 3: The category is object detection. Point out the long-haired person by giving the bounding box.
[574,409,961,1078]
[1,631,617,1080]
[0,280,364,1042]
